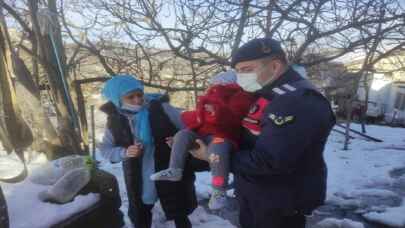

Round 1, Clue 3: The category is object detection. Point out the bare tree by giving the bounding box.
[1,0,404,153]
[1,0,84,158]
[62,0,404,83]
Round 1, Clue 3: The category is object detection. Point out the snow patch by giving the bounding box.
[149,204,236,228]
[349,189,398,198]
[317,218,365,228]
[1,153,100,228]
[362,198,405,227]
[326,124,405,201]
[2,179,99,228]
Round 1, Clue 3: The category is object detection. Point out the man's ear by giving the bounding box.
[272,59,284,75]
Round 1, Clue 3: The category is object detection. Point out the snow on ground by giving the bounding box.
[152,205,236,228]
[326,124,405,200]
[322,124,405,227]
[0,153,25,179]
[362,199,405,227]
[317,218,365,228]
[363,201,405,227]
[0,152,100,228]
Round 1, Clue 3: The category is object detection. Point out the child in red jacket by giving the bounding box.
[151,70,255,210]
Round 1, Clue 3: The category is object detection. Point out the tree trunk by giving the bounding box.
[265,0,275,38]
[344,98,353,150]
[0,9,33,154]
[28,0,40,87]
[12,54,62,158]
[74,81,89,154]
[344,74,362,150]
[361,72,372,133]
[231,0,251,56]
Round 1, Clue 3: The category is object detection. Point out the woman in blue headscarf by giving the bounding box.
[98,75,208,228]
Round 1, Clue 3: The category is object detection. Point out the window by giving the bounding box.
[394,93,405,111]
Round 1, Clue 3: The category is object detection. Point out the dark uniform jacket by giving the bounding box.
[233,67,336,214]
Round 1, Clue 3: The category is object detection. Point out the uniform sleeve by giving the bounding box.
[233,92,333,176]
[97,128,128,163]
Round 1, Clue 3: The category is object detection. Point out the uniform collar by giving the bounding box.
[255,67,302,97]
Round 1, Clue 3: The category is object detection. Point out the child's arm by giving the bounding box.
[181,110,202,129]
[97,128,128,163]
[228,91,256,118]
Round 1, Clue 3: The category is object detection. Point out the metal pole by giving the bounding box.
[48,32,79,131]
[90,105,96,160]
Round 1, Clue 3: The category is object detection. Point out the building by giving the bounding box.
[357,74,405,124]
[354,52,405,125]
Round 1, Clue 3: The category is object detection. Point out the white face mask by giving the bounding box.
[236,72,262,92]
[121,103,143,113]
[236,63,279,92]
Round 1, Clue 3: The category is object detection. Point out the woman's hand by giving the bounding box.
[126,143,143,158]
[190,139,209,161]
[166,137,174,148]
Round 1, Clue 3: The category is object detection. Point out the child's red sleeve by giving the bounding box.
[181,110,201,129]
[228,91,256,120]
[201,89,255,128]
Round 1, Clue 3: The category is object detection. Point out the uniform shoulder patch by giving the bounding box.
[268,113,295,126]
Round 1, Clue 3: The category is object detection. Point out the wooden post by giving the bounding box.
[75,81,89,154]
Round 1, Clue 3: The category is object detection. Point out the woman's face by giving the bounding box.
[122,90,144,106]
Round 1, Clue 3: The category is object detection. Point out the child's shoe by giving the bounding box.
[208,188,227,210]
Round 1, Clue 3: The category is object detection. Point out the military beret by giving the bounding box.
[231,38,286,68]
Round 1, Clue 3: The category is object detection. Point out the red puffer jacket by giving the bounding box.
[181,83,255,147]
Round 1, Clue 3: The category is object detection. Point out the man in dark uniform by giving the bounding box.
[193,38,335,228]
[231,38,336,228]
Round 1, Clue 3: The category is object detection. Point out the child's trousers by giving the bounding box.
[170,129,232,190]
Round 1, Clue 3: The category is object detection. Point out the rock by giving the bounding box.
[29,162,65,185]
[38,168,91,204]
[29,155,87,185]
[52,169,124,228]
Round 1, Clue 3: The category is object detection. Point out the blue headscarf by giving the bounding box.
[102,75,155,146]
